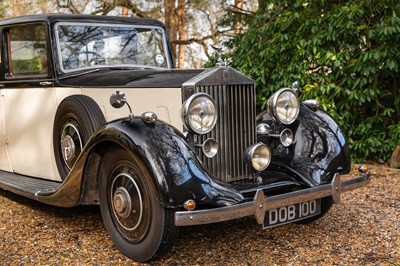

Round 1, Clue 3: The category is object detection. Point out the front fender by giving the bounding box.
[261,105,350,186]
[37,117,243,208]
[87,117,244,208]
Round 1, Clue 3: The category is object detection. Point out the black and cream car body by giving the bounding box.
[0,14,370,262]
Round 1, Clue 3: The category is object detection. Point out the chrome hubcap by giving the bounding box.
[111,173,143,231]
[113,187,132,218]
[60,122,83,170]
[61,135,75,162]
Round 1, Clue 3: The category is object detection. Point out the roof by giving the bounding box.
[0,14,166,28]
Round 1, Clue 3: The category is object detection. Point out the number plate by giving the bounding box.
[263,199,321,228]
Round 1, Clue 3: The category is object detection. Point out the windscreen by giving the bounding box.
[56,23,169,72]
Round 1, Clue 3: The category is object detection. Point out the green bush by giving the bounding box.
[224,0,400,163]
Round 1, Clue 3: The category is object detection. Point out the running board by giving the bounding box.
[0,170,60,201]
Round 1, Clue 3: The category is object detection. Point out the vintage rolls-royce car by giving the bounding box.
[0,14,370,262]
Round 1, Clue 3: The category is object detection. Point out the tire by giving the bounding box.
[295,196,334,224]
[99,146,177,262]
[53,95,106,180]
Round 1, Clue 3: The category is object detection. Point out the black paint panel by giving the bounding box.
[85,118,245,208]
[259,105,350,186]
[58,69,203,88]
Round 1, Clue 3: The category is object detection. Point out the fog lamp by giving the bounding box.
[246,143,271,172]
[202,138,218,158]
[280,128,294,147]
[184,199,196,211]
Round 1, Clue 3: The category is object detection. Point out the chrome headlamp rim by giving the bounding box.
[246,143,271,172]
[202,138,219,158]
[280,128,294,147]
[268,88,300,125]
[181,92,217,135]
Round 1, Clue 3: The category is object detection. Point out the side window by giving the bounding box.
[7,24,48,77]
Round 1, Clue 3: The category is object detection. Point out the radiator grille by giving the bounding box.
[194,83,256,182]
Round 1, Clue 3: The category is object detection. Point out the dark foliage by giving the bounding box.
[223,0,400,162]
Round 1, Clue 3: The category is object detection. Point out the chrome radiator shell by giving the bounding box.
[182,67,256,182]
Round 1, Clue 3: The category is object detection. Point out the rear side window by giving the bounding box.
[7,24,48,77]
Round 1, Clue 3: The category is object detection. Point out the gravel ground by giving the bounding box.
[0,164,399,265]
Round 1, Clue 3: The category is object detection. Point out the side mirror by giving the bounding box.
[110,91,127,109]
[110,91,134,119]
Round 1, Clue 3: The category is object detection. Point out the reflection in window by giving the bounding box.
[9,25,48,77]
[56,24,168,71]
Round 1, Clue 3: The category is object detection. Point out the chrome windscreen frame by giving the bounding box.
[53,22,173,73]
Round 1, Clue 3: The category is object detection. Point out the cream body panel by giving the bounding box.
[54,87,83,105]
[0,89,12,171]
[82,87,183,131]
[1,86,183,182]
[3,87,61,180]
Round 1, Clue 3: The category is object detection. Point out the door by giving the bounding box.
[0,88,12,172]
[1,23,60,180]
[0,28,12,171]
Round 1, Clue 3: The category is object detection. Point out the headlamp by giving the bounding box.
[182,93,217,134]
[267,88,300,124]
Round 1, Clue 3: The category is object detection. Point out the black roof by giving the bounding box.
[0,14,166,28]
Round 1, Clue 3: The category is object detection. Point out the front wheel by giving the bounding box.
[99,146,177,262]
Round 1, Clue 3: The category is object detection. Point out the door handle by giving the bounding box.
[40,81,53,86]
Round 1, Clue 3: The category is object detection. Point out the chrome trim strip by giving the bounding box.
[174,172,371,226]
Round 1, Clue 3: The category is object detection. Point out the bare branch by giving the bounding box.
[119,0,149,18]
[68,1,80,14]
[92,0,149,17]
[199,40,211,58]
[172,30,231,46]
[229,4,255,16]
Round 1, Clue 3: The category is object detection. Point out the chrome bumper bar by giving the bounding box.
[174,172,371,226]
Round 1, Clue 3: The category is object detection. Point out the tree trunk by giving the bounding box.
[164,0,178,66]
[122,6,129,17]
[234,0,243,34]
[389,146,400,169]
[177,0,186,68]
[12,0,21,16]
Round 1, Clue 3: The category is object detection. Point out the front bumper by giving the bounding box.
[174,172,371,226]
